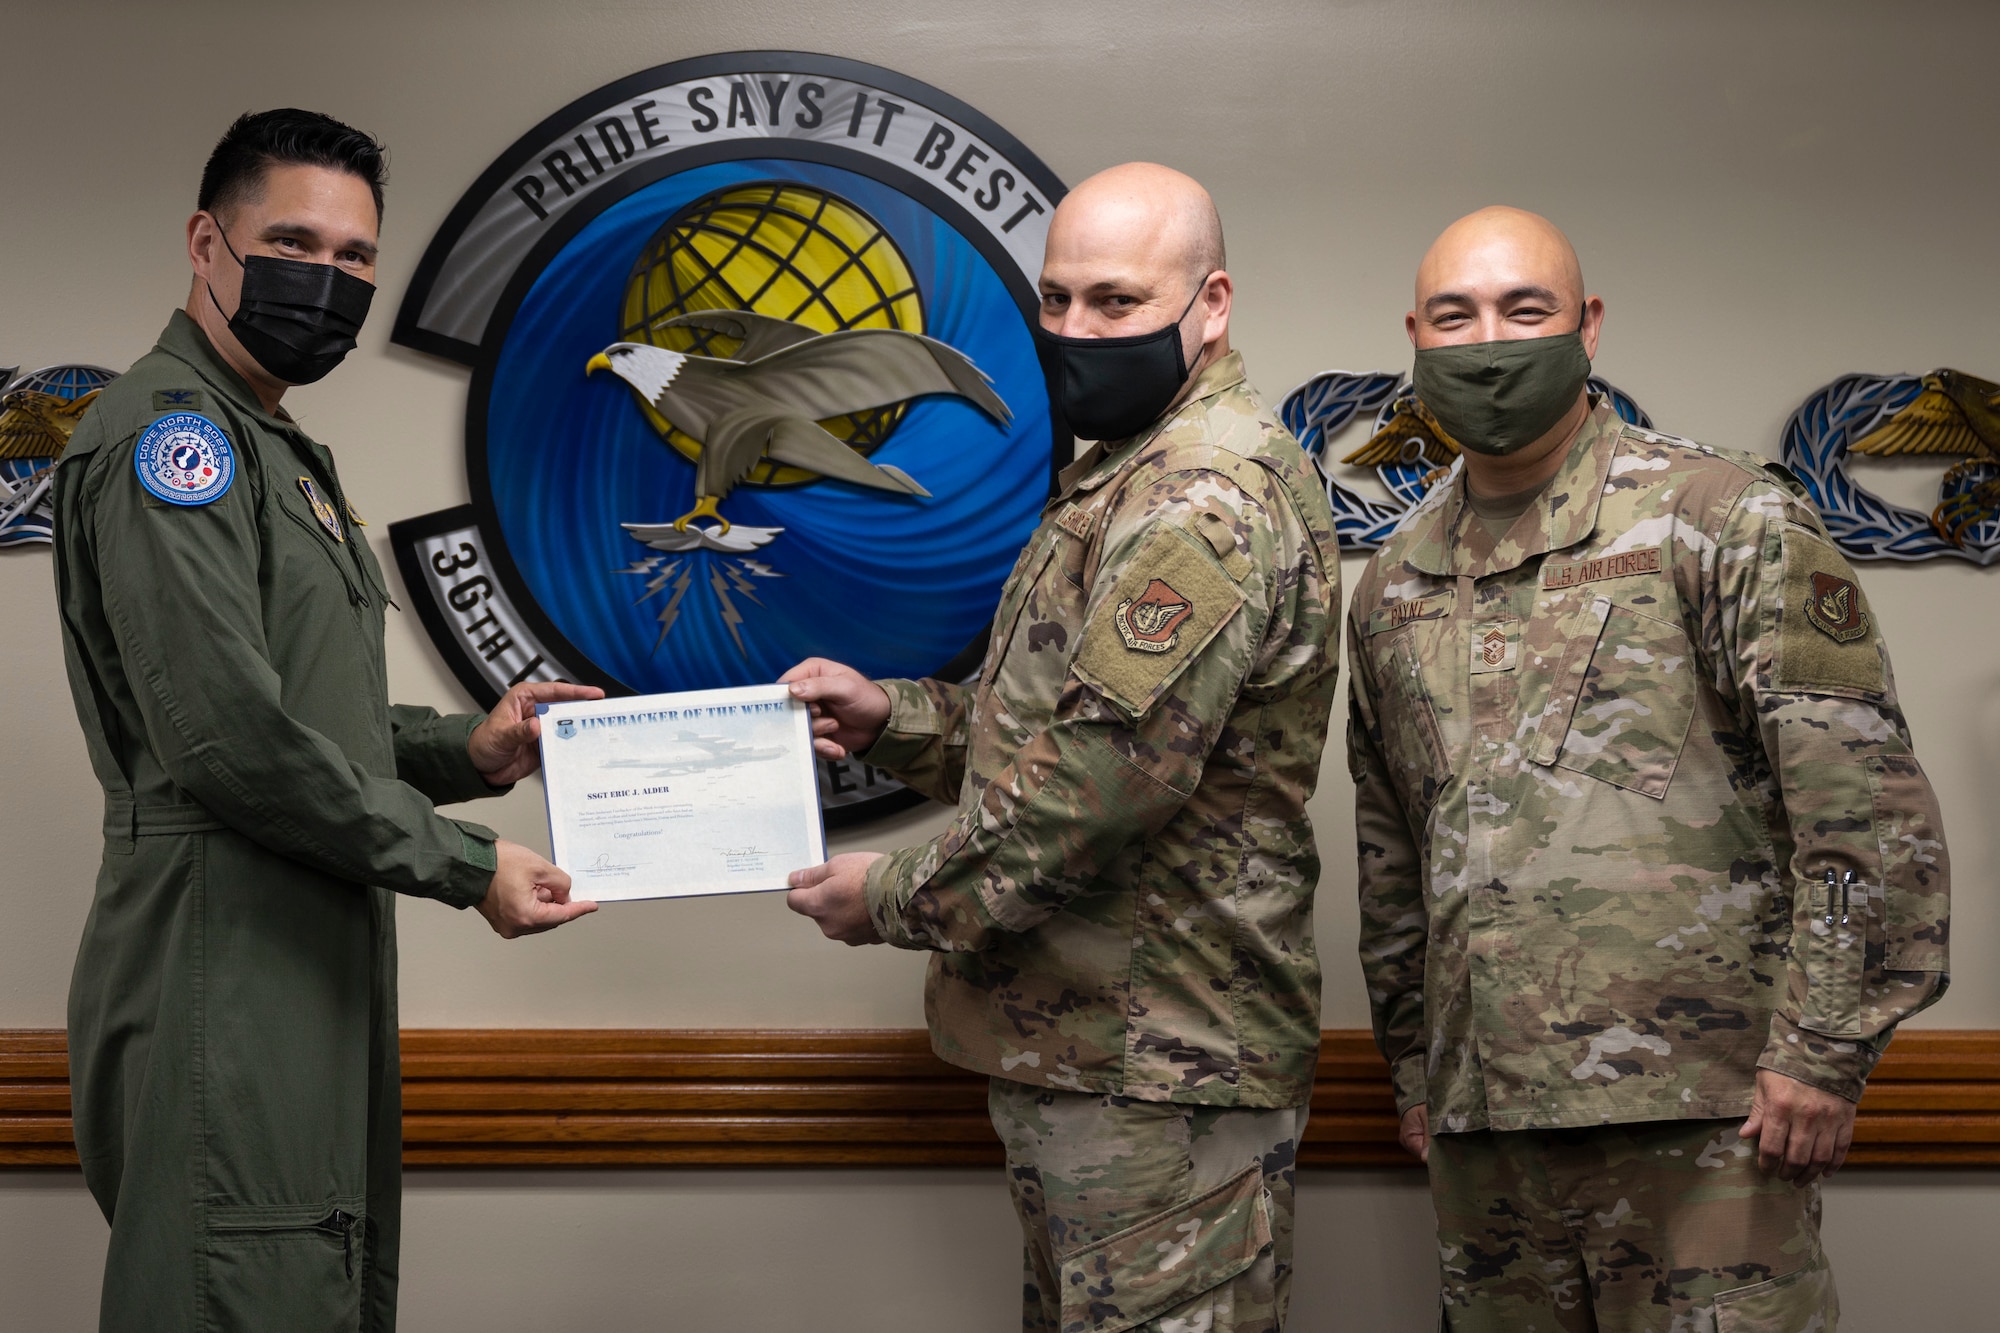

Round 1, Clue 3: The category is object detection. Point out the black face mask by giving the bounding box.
[1034,283,1204,442]
[208,228,374,385]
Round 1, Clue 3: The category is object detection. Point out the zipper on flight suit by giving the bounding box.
[312,1209,357,1278]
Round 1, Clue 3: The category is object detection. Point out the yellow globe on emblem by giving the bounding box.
[620,182,925,487]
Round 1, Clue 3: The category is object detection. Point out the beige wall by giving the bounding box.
[2,0,1995,1327]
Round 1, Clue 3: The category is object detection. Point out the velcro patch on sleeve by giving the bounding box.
[1072,523,1246,719]
[1776,525,1885,695]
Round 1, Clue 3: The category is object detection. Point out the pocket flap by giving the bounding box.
[1524,594,1611,767]
[1712,1249,1837,1332]
[1057,1164,1273,1333]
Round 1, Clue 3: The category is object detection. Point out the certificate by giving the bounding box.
[536,684,825,901]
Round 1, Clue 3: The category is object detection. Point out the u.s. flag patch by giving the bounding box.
[135,412,234,506]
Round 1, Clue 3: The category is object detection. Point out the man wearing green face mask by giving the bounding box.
[1348,207,1948,1331]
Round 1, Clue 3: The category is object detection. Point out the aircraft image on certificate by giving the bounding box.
[537,684,825,901]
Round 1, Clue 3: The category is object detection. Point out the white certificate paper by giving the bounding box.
[536,685,825,901]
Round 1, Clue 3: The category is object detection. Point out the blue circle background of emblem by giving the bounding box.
[1279,371,1652,551]
[1781,374,1999,564]
[134,412,234,507]
[388,52,1069,824]
[483,159,1051,690]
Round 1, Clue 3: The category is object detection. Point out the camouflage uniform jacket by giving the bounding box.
[1349,399,1949,1134]
[861,352,1341,1108]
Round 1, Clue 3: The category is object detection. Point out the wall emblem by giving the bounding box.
[0,364,118,545]
[1782,369,2000,564]
[1278,372,1652,551]
[387,52,1065,823]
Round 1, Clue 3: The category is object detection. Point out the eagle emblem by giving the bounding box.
[577,182,1014,657]
[1846,368,2000,548]
[1803,571,1868,643]
[1116,579,1194,653]
[0,365,116,544]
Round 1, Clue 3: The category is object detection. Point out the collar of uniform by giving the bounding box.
[154,309,308,436]
[1414,396,1623,577]
[1054,349,1248,500]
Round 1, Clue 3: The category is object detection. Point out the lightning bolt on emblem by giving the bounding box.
[617,551,782,656]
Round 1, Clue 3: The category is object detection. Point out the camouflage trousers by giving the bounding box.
[989,1077,1308,1333]
[1429,1119,1838,1332]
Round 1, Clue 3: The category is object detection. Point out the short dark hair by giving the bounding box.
[198,109,388,221]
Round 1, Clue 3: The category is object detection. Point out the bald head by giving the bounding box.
[1408,206,1599,353]
[1054,162,1225,279]
[1038,162,1231,364]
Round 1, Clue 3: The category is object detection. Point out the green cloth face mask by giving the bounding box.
[1411,329,1592,456]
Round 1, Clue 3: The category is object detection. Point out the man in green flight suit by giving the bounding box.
[1349,206,1950,1330]
[52,110,600,1331]
[784,163,1342,1333]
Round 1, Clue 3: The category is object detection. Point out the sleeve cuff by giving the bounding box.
[435,820,500,910]
[863,847,927,950]
[411,712,512,806]
[858,678,946,777]
[1388,1054,1429,1120]
[1758,1012,1883,1104]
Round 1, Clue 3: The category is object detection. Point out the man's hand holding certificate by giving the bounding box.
[538,684,826,901]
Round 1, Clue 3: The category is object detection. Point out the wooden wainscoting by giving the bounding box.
[2,1029,1995,1169]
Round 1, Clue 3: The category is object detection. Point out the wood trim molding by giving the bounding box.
[3,1029,1995,1170]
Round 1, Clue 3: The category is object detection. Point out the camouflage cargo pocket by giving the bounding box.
[1546,599,1697,798]
[1375,631,1448,797]
[1710,1248,1838,1333]
[1057,1163,1273,1333]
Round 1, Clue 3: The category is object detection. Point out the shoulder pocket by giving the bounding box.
[1072,524,1246,720]
[1869,752,1949,973]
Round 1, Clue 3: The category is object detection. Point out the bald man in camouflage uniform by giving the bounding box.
[1351,207,1949,1331]
[785,164,1339,1333]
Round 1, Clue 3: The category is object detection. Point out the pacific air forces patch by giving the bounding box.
[134,412,234,506]
[1804,570,1868,642]
[1778,524,1884,694]
[298,477,345,542]
[1074,524,1245,720]
[1116,579,1194,653]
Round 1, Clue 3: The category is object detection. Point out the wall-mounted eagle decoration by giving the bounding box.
[0,365,119,547]
[588,309,1010,537]
[1783,368,2000,564]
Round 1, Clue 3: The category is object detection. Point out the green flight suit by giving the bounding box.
[52,311,503,1332]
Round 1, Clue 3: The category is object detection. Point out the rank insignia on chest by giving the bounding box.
[1470,621,1519,673]
[1804,571,1867,642]
[297,477,345,542]
[1116,578,1194,653]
